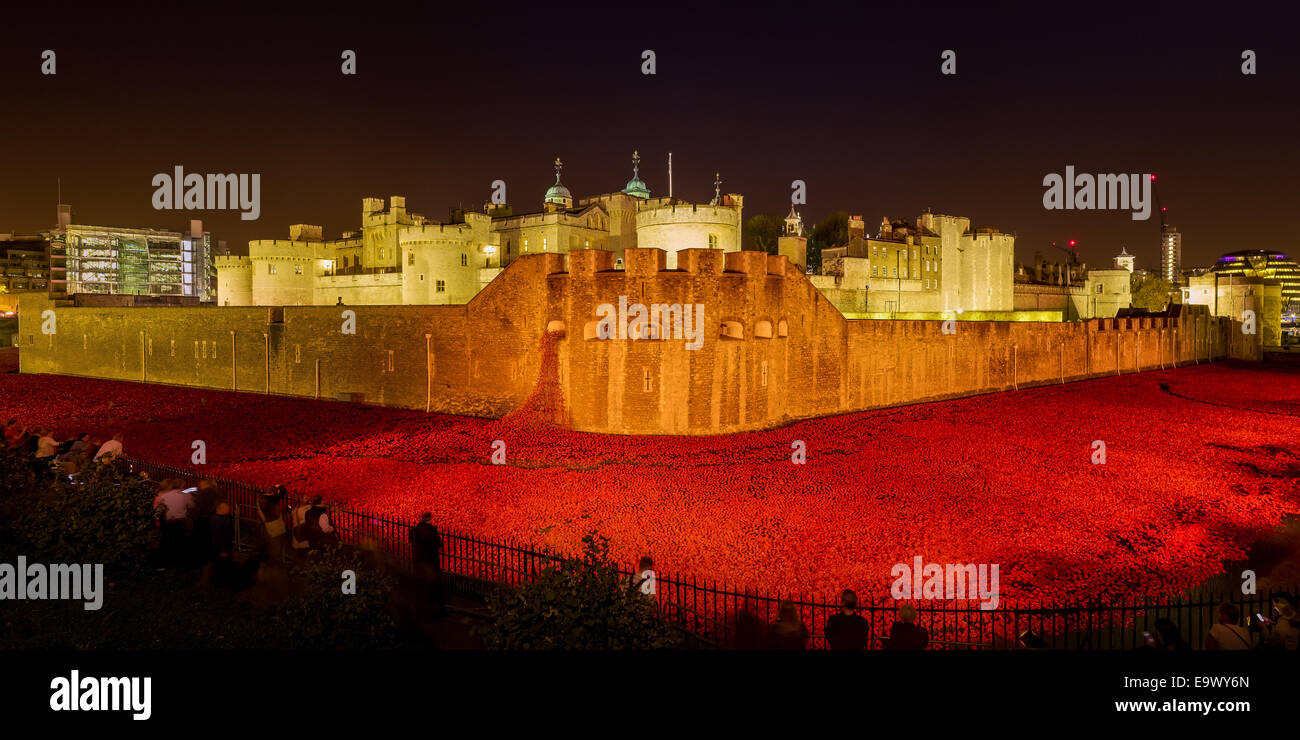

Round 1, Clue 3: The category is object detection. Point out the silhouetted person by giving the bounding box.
[733,609,768,650]
[409,512,445,619]
[824,589,871,650]
[1206,602,1256,650]
[887,603,930,650]
[768,600,810,650]
[1262,593,1300,650]
[258,484,289,560]
[1140,618,1189,651]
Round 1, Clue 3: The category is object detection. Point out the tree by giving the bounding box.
[1130,273,1173,312]
[806,211,850,274]
[479,532,683,649]
[744,214,784,255]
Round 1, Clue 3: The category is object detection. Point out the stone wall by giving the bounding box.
[18,248,1258,435]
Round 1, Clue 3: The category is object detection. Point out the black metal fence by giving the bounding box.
[124,457,1294,650]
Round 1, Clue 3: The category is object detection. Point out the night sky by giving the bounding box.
[2,4,1298,271]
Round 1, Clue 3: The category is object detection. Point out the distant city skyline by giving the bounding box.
[2,7,1298,272]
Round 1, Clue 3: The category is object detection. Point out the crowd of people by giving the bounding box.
[1146,596,1300,651]
[4,419,125,477]
[731,589,931,650]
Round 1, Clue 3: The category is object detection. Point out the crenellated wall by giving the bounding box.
[18,248,1260,434]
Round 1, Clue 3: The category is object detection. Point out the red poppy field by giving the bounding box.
[2,347,1298,604]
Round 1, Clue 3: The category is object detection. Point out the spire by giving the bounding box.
[622,150,651,199]
[711,172,722,205]
[543,156,573,208]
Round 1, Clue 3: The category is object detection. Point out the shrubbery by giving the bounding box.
[274,546,398,649]
[9,459,157,570]
[480,533,683,649]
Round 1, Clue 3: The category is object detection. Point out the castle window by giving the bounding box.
[436,280,446,293]
[524,239,529,252]
[642,368,652,392]
[294,344,301,364]
[720,321,744,340]
[386,350,394,372]
[420,274,424,281]
[761,361,768,387]
[615,258,624,269]
[777,319,788,337]
[408,253,415,266]
[295,264,303,275]
[268,264,276,275]
[542,238,548,251]
[170,339,175,357]
[755,320,773,339]
[461,254,467,266]
[708,234,719,249]
[379,248,385,259]
[902,266,908,279]
[506,240,513,255]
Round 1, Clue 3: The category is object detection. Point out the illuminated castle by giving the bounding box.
[216,153,743,307]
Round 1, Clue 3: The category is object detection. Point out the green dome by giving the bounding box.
[622,176,650,199]
[544,182,572,205]
[622,150,650,199]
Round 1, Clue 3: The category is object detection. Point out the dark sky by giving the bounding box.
[2,4,1298,271]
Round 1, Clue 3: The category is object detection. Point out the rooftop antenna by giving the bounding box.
[668,152,673,200]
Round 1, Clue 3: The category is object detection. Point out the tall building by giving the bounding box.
[1160,224,1182,283]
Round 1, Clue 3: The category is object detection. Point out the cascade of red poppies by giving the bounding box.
[498,329,570,432]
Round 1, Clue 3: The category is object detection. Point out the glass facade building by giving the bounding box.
[54,224,214,300]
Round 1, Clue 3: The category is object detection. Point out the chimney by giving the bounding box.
[56,204,72,230]
[189,219,203,238]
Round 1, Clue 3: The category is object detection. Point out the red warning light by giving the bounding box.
[1151,175,1157,181]
[1068,240,1077,247]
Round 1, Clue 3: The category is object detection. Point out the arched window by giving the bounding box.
[755,320,773,339]
[777,319,789,337]
[720,321,744,340]
[546,320,566,335]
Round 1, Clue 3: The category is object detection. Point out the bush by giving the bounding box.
[273,546,398,649]
[12,459,157,570]
[480,533,683,649]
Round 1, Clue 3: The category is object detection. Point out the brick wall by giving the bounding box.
[17,248,1259,434]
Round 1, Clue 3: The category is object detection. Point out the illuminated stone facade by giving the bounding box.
[217,157,742,307]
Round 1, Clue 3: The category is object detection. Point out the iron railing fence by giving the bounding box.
[123,457,1293,650]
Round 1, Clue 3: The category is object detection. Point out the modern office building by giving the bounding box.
[49,210,215,301]
[1210,249,1300,313]
[0,234,51,293]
